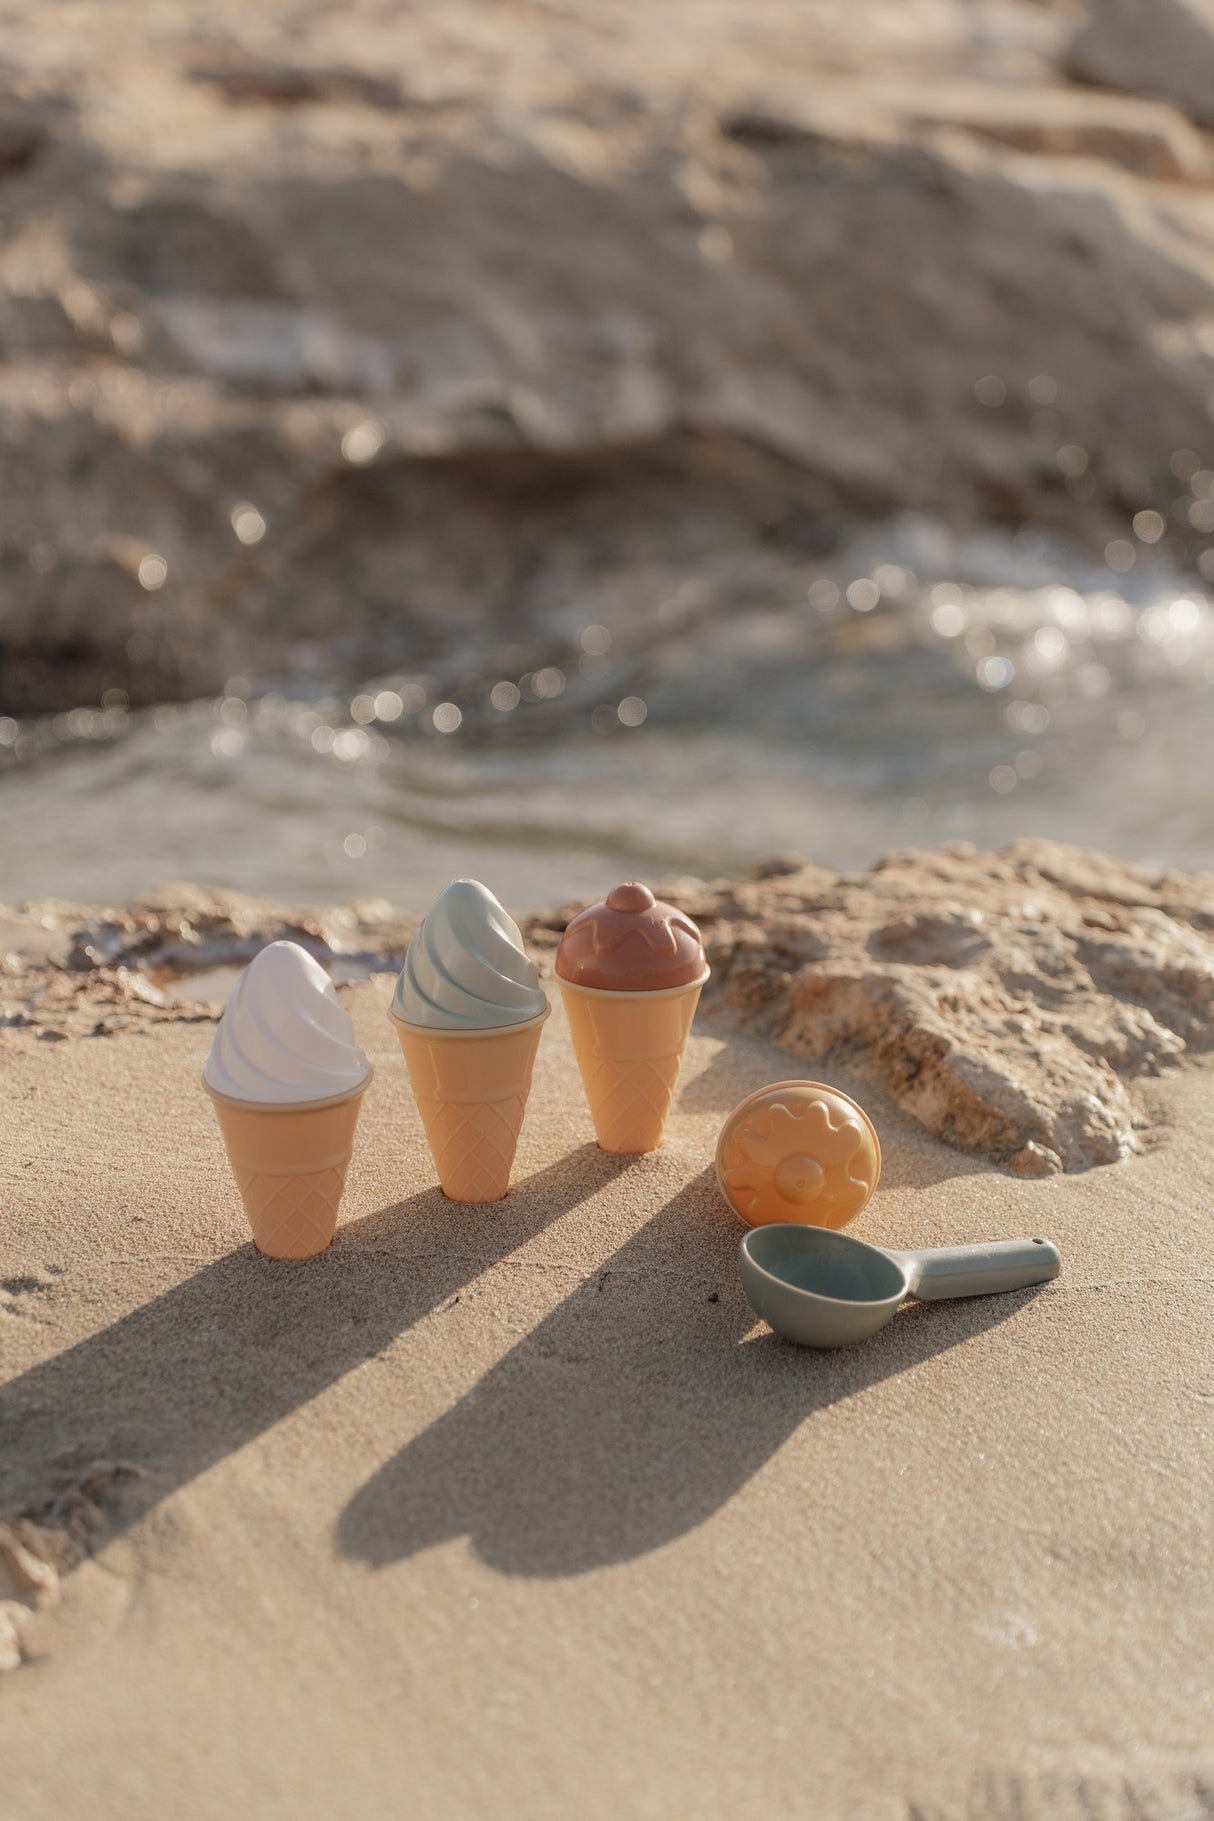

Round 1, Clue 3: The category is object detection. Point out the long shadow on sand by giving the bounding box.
[0,1148,631,1528]
[338,1167,1038,1577]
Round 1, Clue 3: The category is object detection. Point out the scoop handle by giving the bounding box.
[890,1238,1060,1301]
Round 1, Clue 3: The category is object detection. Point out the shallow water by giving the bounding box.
[3,521,1211,911]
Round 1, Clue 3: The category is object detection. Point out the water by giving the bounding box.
[3,519,1211,912]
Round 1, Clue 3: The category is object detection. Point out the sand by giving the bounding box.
[2,976,1213,1820]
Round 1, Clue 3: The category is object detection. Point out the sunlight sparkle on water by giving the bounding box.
[1030,626,1068,668]
[872,564,915,597]
[977,655,1014,690]
[231,504,267,545]
[342,419,386,464]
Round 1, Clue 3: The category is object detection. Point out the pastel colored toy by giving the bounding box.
[389,880,549,1201]
[556,882,709,1153]
[203,941,372,1258]
[738,1223,1061,1348]
[716,1081,881,1229]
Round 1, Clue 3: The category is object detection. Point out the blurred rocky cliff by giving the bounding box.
[2,0,1213,712]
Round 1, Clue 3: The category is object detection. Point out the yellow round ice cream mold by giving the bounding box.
[715,1080,881,1230]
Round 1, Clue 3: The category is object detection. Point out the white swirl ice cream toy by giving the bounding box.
[204,941,372,1258]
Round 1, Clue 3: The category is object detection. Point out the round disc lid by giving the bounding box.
[715,1080,881,1229]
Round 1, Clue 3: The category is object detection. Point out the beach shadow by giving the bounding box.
[869,1128,996,1191]
[682,1027,998,1191]
[338,1169,1034,1578]
[675,1027,788,1112]
[0,1148,627,1531]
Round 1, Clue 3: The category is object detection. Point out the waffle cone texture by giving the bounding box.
[206,1076,369,1259]
[558,973,707,1153]
[390,1007,549,1202]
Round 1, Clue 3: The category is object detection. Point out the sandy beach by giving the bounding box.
[3,0,1213,1806]
[3,917,1212,1820]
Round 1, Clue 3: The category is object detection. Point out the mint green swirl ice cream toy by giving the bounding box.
[392,879,548,1031]
[389,881,550,1201]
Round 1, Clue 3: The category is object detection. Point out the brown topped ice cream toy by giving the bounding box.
[556,882,709,1153]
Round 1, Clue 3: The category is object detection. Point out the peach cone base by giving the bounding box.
[390,1007,549,1202]
[558,973,707,1153]
[206,1079,368,1259]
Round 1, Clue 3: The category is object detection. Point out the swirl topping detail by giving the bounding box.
[392,879,547,1031]
[204,941,369,1105]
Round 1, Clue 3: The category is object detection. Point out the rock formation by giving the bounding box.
[1070,0,1214,129]
[1,2,1212,711]
[5,841,1212,1173]
[662,840,1214,1172]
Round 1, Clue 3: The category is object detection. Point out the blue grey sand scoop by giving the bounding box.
[739,1224,1061,1348]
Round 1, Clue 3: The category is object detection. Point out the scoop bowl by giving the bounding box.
[739,1223,1061,1348]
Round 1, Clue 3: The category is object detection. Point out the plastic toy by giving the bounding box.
[738,1223,1061,1348]
[389,880,550,1201]
[556,882,709,1153]
[716,1080,881,1228]
[203,941,372,1258]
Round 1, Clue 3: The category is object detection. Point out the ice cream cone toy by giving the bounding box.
[389,880,549,1202]
[715,1081,881,1230]
[556,882,709,1154]
[203,942,372,1259]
